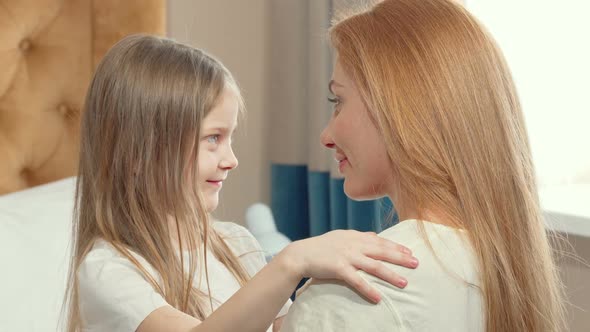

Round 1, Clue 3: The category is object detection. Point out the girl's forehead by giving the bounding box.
[202,90,239,130]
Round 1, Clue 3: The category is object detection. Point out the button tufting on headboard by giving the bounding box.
[18,38,32,52]
[57,104,69,117]
[0,0,166,196]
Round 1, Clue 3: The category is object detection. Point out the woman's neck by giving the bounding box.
[393,202,457,228]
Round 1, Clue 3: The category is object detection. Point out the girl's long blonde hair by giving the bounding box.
[331,0,566,330]
[63,34,250,331]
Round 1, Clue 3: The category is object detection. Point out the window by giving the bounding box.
[466,0,590,234]
[467,0,590,187]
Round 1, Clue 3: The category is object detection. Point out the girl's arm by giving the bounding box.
[273,316,285,332]
[137,230,417,332]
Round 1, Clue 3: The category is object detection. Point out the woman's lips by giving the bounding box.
[338,159,348,172]
[335,156,348,173]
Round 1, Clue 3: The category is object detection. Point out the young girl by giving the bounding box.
[63,34,418,332]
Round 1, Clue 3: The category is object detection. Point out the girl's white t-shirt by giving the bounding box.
[78,221,291,332]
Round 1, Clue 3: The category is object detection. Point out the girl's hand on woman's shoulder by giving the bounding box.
[276,230,419,303]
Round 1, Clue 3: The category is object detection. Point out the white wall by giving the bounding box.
[167,0,271,224]
[467,0,590,187]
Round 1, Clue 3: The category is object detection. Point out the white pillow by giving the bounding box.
[0,177,76,332]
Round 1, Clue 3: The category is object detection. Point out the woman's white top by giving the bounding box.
[281,219,483,332]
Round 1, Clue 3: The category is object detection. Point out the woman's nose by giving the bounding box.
[320,124,336,149]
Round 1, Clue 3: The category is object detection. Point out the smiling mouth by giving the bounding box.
[207,180,223,187]
[335,157,348,172]
[334,152,348,163]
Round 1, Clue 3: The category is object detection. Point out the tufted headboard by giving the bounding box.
[0,0,166,195]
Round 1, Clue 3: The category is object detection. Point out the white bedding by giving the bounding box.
[0,177,76,332]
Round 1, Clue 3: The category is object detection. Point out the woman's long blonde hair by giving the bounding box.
[331,0,565,330]
[63,34,250,331]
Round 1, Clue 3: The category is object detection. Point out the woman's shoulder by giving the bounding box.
[284,220,483,331]
[379,219,474,262]
[376,219,481,298]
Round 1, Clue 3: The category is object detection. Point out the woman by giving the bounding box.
[281,0,565,331]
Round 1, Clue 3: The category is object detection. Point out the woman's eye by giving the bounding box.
[328,96,341,115]
[207,135,220,144]
[327,96,340,106]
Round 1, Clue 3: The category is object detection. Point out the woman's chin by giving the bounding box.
[343,182,384,201]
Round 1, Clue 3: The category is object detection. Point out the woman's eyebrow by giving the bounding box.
[328,79,344,94]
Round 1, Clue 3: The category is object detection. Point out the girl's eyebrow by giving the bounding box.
[202,126,238,136]
[205,127,229,133]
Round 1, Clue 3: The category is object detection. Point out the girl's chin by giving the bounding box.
[201,193,219,213]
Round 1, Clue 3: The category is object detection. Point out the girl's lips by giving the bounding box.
[207,180,223,187]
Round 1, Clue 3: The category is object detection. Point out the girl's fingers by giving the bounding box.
[361,232,412,254]
[395,243,412,255]
[363,238,418,269]
[370,249,419,269]
[355,257,409,289]
[344,268,381,303]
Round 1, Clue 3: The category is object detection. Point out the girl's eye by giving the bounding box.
[207,135,220,144]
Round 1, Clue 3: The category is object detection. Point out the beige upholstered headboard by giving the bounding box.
[0,0,166,195]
